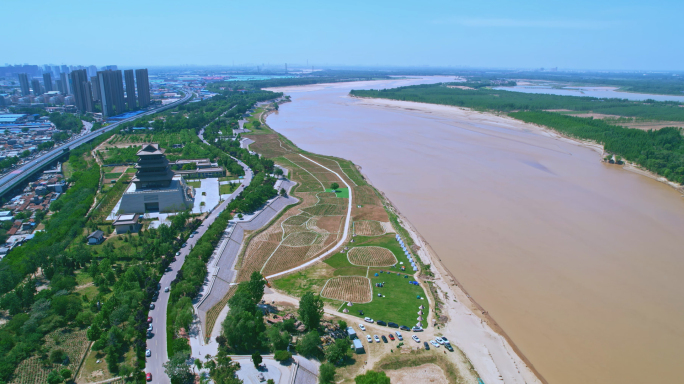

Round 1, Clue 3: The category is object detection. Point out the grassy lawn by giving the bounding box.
[104,172,122,179]
[219,183,239,195]
[63,161,75,179]
[325,187,349,198]
[125,167,137,173]
[102,166,115,173]
[324,234,428,327]
[218,175,239,182]
[187,180,201,188]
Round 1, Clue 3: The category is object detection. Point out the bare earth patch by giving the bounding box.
[352,204,389,221]
[385,363,449,384]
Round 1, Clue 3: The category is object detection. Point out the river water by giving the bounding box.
[493,85,684,103]
[266,77,684,384]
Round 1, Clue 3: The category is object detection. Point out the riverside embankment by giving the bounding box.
[265,78,684,384]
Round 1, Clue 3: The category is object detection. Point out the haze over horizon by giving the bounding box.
[5,0,683,71]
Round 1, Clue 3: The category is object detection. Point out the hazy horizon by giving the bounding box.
[5,0,683,71]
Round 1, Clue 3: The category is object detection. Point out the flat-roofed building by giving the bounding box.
[113,213,141,234]
[18,73,30,96]
[124,69,137,110]
[135,68,150,108]
[43,73,53,92]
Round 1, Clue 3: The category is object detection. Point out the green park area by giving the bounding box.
[325,187,349,198]
[273,233,428,327]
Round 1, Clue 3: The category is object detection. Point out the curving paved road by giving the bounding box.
[0,91,193,197]
[264,153,352,280]
[145,109,253,384]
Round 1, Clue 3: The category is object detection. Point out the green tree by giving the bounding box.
[319,363,336,384]
[355,370,390,384]
[208,351,242,384]
[247,271,266,304]
[194,358,203,373]
[267,325,291,351]
[338,320,347,330]
[298,292,324,330]
[297,330,322,358]
[274,350,292,362]
[252,351,262,368]
[325,338,351,366]
[46,370,63,384]
[163,352,194,384]
[330,182,339,191]
[59,368,72,381]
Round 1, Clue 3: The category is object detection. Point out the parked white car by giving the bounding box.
[395,331,403,341]
[145,349,151,357]
[358,324,366,332]
[435,337,445,344]
[364,317,374,323]
[374,335,380,343]
[430,340,440,348]
[366,335,372,343]
[412,335,420,343]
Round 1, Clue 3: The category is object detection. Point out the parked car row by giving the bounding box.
[363,317,423,332]
[356,322,453,352]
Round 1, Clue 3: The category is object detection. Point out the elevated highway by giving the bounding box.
[0,92,193,198]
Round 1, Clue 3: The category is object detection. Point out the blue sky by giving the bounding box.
[4,0,683,70]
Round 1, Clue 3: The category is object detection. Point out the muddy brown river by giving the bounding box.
[266,78,684,384]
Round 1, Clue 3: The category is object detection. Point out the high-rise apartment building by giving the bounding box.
[60,72,71,94]
[51,65,60,78]
[43,73,53,92]
[31,79,42,96]
[87,65,97,78]
[98,70,126,117]
[55,79,64,94]
[84,82,94,112]
[18,73,30,96]
[124,69,137,110]
[135,68,150,108]
[60,65,69,74]
[70,69,93,112]
[90,76,101,102]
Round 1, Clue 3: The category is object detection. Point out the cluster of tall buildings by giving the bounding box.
[12,65,150,117]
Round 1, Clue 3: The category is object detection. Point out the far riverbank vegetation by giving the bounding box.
[351,84,684,184]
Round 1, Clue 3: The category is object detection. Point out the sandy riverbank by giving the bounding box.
[359,166,545,384]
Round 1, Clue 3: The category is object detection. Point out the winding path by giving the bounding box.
[265,154,353,280]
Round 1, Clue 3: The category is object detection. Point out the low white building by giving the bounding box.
[113,213,141,234]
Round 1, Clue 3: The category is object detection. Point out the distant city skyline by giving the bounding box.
[4,0,683,71]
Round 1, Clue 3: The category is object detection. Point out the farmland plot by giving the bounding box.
[353,220,386,236]
[282,231,319,246]
[262,245,313,276]
[320,276,372,303]
[347,246,397,267]
[10,328,89,384]
[303,203,347,216]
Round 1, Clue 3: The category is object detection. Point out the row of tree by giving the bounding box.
[510,111,684,184]
[351,84,684,121]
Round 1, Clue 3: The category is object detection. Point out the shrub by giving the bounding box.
[274,350,292,362]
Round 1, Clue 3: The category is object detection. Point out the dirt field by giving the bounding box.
[320,276,372,303]
[385,363,449,384]
[347,246,397,267]
[352,204,389,221]
[354,220,385,236]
